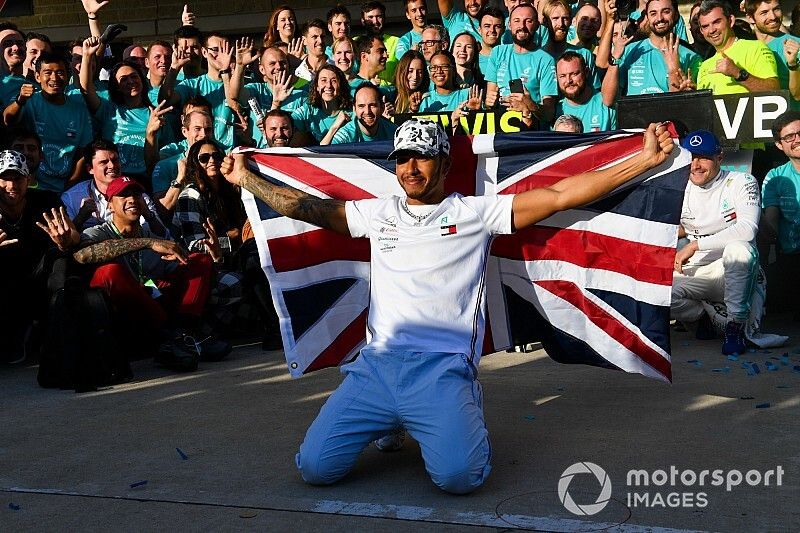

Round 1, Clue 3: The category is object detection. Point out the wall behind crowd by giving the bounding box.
[3,0,415,43]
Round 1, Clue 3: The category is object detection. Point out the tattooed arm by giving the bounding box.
[223,154,350,235]
[74,238,188,264]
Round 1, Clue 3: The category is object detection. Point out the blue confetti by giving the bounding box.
[176,447,188,460]
[781,354,790,366]
[712,367,731,373]
[749,348,757,353]
[8,503,20,511]
[765,361,779,371]
[744,362,761,375]
[129,480,148,488]
[524,415,536,420]
[793,366,800,374]
[727,354,739,361]
[755,403,771,409]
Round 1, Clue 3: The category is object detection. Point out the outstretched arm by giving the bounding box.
[220,153,349,235]
[511,123,674,230]
[74,237,188,264]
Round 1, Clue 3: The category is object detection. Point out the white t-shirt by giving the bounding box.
[345,192,515,358]
[680,170,761,266]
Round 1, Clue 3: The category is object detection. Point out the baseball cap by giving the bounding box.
[680,129,722,157]
[105,176,144,198]
[387,118,451,160]
[0,150,30,177]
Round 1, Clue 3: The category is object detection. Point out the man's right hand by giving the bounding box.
[16,84,34,105]
[150,239,189,264]
[81,0,110,15]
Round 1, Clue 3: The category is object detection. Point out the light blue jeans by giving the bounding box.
[296,349,492,494]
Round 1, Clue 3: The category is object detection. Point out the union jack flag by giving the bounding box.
[240,130,690,382]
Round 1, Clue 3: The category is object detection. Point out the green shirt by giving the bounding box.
[331,115,397,144]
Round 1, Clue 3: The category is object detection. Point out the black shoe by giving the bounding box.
[99,23,127,44]
[175,332,231,362]
[155,342,198,372]
[695,313,718,340]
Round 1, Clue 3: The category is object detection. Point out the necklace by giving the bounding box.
[400,199,434,226]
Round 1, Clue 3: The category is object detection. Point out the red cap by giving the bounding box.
[105,176,144,198]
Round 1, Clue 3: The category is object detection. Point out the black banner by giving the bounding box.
[393,110,528,134]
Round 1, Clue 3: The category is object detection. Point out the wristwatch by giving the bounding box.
[789,62,799,71]
[735,69,750,82]
[608,55,620,67]
[169,179,183,189]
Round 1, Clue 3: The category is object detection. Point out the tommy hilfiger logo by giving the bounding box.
[441,224,457,236]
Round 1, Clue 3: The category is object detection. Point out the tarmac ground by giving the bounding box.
[2,315,799,532]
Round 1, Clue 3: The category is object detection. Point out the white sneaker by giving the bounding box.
[373,429,405,452]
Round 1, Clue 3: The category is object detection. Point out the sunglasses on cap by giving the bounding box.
[198,152,224,164]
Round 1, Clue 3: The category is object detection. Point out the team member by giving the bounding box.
[219,118,674,493]
[744,0,800,101]
[360,1,400,83]
[554,51,618,132]
[294,20,329,83]
[438,0,487,44]
[477,7,506,74]
[396,0,429,59]
[672,130,761,355]
[291,64,353,143]
[325,84,397,144]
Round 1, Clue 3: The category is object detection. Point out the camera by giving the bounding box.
[615,0,640,21]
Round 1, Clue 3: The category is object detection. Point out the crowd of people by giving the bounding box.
[2,0,800,382]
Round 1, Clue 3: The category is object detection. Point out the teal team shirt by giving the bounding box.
[619,38,701,95]
[546,44,601,89]
[396,30,423,59]
[95,99,151,177]
[442,7,482,45]
[767,33,800,99]
[291,102,340,142]
[175,74,236,150]
[21,92,92,192]
[763,161,800,253]
[331,115,397,144]
[418,87,471,112]
[152,152,183,193]
[555,92,616,132]
[484,44,558,101]
[0,74,31,107]
[502,23,550,47]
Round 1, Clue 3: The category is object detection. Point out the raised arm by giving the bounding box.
[81,0,107,40]
[79,36,103,114]
[438,0,456,18]
[511,123,674,230]
[220,153,349,235]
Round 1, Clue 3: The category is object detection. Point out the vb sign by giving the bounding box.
[712,91,789,144]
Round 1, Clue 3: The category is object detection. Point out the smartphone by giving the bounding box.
[509,78,524,94]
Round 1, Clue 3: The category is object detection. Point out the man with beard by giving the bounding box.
[477,7,505,74]
[501,0,551,47]
[438,0,487,45]
[326,84,397,144]
[744,0,800,102]
[597,0,701,95]
[218,118,674,493]
[262,110,295,148]
[485,3,558,125]
[0,24,29,107]
[360,1,400,84]
[542,0,600,89]
[3,52,92,193]
[696,0,778,94]
[555,50,618,132]
[396,0,429,59]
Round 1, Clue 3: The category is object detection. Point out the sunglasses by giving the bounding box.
[198,152,224,164]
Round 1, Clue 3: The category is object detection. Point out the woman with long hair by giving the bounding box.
[80,36,153,182]
[451,32,484,89]
[264,5,302,58]
[292,64,354,144]
[393,50,429,114]
[173,139,246,331]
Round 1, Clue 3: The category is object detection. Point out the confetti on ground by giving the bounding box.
[781,354,790,365]
[176,447,188,460]
[129,480,148,489]
[712,367,731,373]
[687,359,703,367]
[8,503,20,511]
[739,396,755,400]
[761,350,773,354]
[524,415,536,420]
[749,349,757,353]
[793,366,800,374]
[765,361,779,371]
[727,354,739,361]
[743,362,761,375]
[755,403,771,409]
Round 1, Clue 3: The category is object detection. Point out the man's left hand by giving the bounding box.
[673,240,698,274]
